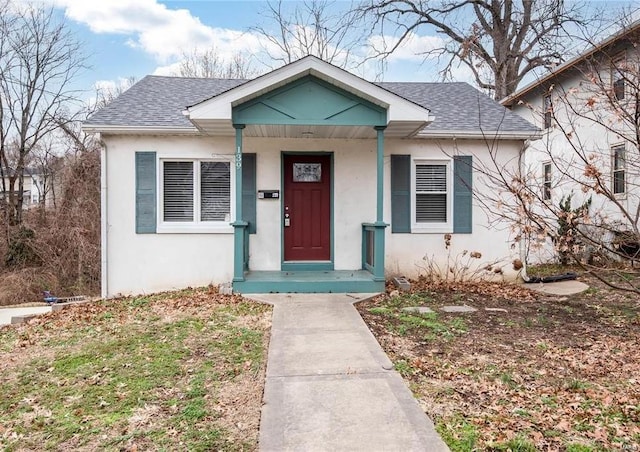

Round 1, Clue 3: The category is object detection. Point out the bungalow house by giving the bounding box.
[502,20,640,264]
[84,56,539,298]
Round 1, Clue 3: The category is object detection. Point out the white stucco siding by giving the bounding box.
[103,134,524,296]
[512,61,640,264]
[104,135,235,297]
[244,137,377,271]
[384,139,522,279]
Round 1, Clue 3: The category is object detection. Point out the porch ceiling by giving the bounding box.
[191,120,428,138]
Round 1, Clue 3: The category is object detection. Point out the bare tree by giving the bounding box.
[470,23,640,293]
[0,4,85,226]
[361,0,605,99]
[175,48,256,79]
[251,0,370,71]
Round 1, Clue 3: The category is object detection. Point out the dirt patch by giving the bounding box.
[357,275,640,450]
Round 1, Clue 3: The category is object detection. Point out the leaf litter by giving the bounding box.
[357,275,640,451]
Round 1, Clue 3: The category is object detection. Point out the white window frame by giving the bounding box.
[612,53,626,101]
[612,144,626,196]
[157,156,235,234]
[411,158,453,233]
[543,94,552,129]
[542,161,552,201]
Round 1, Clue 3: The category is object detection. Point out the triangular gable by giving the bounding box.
[233,75,386,126]
[184,56,433,137]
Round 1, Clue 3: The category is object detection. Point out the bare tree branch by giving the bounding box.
[360,0,606,99]
[0,3,85,226]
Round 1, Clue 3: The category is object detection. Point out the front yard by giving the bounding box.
[357,276,640,451]
[2,275,638,451]
[0,288,271,451]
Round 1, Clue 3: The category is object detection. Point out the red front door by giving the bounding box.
[283,154,331,261]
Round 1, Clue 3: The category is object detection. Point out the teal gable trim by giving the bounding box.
[135,151,156,234]
[233,76,387,126]
[453,156,473,233]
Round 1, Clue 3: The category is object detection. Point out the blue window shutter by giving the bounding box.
[391,154,411,233]
[242,153,257,234]
[453,156,473,233]
[135,152,157,234]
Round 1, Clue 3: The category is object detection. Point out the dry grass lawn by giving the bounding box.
[0,287,271,451]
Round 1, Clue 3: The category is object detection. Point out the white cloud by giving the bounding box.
[368,32,445,62]
[49,0,270,63]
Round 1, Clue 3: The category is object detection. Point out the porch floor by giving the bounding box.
[233,270,384,294]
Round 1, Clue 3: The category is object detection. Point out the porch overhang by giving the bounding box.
[182,56,434,138]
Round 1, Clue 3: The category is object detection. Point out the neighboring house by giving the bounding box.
[84,56,539,298]
[503,20,640,263]
[0,169,53,209]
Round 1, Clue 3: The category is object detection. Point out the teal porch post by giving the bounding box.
[232,124,248,282]
[373,126,388,282]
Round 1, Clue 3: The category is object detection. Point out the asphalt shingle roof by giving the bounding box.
[377,81,538,133]
[86,75,538,134]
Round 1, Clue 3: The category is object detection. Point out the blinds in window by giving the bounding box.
[201,161,231,221]
[416,164,447,223]
[163,161,194,221]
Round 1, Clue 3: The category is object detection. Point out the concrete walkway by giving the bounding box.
[0,305,52,326]
[248,293,449,452]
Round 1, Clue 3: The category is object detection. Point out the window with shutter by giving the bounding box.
[159,159,233,231]
[412,160,452,231]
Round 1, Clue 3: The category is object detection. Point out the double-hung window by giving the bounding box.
[161,159,232,230]
[542,162,552,201]
[612,145,625,195]
[543,94,552,129]
[412,160,451,231]
[612,55,626,101]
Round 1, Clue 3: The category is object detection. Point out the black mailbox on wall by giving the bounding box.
[258,190,279,199]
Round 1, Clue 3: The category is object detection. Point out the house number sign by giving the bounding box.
[235,146,242,169]
[293,163,321,182]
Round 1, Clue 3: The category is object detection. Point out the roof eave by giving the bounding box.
[82,124,200,135]
[502,19,640,106]
[415,129,542,140]
[185,56,433,125]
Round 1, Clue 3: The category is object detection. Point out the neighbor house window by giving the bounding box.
[162,160,231,223]
[542,162,552,200]
[612,145,625,194]
[612,55,626,100]
[543,94,552,129]
[413,160,451,229]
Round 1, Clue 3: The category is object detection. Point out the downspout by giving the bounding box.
[100,136,108,299]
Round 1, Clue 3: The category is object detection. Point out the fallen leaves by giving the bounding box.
[359,276,640,450]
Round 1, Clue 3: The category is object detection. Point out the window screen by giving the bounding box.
[416,164,447,223]
[163,161,194,221]
[613,146,625,194]
[201,161,231,221]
